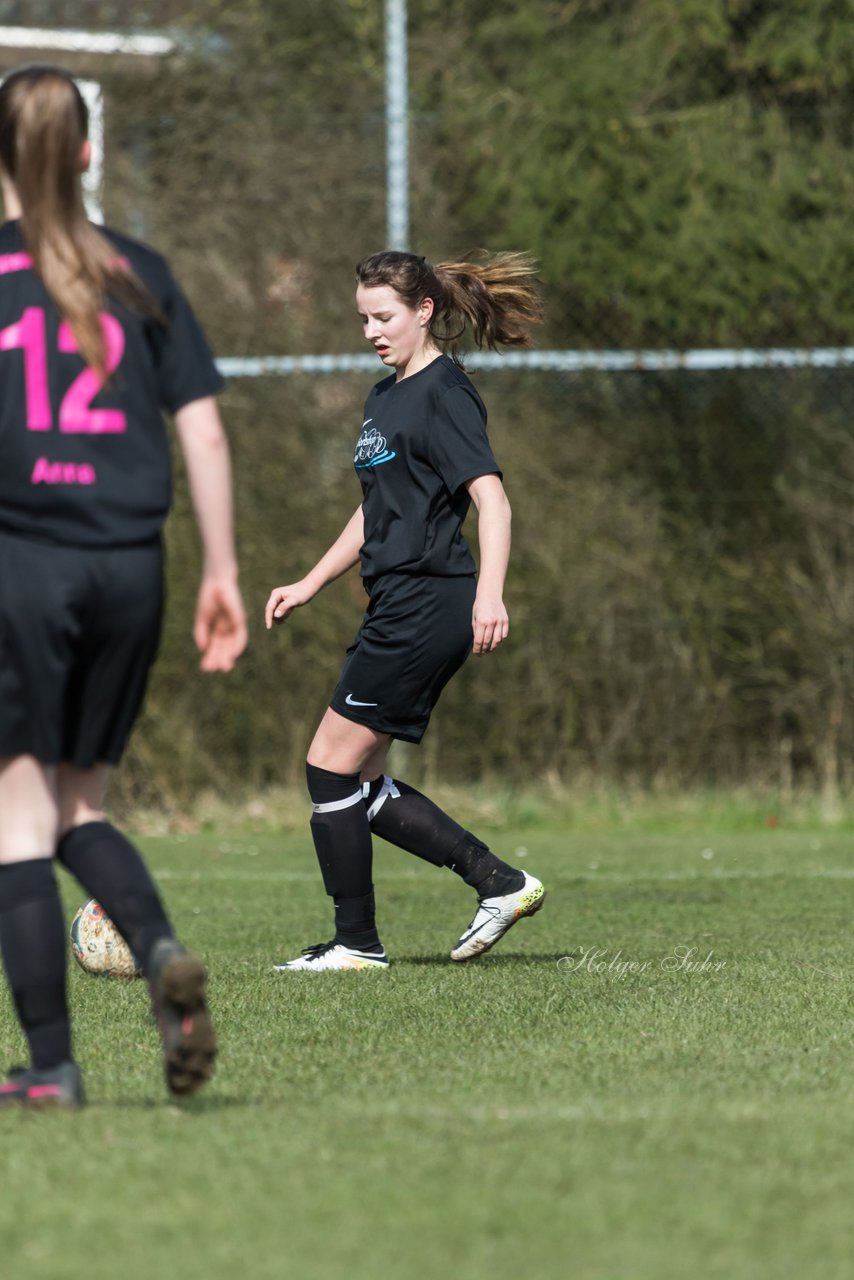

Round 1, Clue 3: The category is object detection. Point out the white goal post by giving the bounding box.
[0,25,177,222]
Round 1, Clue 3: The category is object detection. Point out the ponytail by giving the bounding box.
[432,251,542,350]
[0,65,162,379]
[356,249,542,358]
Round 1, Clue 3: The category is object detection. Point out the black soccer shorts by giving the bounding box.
[329,572,476,743]
[0,530,164,767]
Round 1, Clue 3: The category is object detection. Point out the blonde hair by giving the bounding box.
[356,249,543,356]
[0,65,161,378]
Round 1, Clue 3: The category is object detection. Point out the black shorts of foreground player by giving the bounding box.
[265,249,546,971]
[0,67,247,1108]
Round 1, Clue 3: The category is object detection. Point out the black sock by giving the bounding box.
[56,822,173,978]
[0,859,72,1070]
[364,776,525,897]
[332,890,381,952]
[306,763,381,951]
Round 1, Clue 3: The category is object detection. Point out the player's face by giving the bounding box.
[356,283,432,375]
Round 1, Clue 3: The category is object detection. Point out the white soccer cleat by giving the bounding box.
[274,941,390,972]
[450,872,546,962]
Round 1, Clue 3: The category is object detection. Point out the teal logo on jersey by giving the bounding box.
[357,450,396,468]
[354,424,396,469]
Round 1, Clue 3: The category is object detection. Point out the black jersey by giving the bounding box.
[0,220,223,547]
[355,354,501,578]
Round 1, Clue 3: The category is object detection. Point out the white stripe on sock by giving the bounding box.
[366,775,400,822]
[311,789,365,814]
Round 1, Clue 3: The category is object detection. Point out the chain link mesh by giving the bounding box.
[2,3,852,804]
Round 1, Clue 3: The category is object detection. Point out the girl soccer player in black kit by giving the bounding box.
[265,250,546,970]
[0,66,247,1105]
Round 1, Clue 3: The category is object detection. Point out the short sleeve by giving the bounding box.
[154,268,224,412]
[428,385,502,494]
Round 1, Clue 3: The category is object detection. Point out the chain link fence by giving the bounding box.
[3,2,853,808]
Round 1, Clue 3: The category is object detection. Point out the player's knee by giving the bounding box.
[0,838,59,865]
[0,804,60,861]
[57,808,106,840]
[306,761,362,804]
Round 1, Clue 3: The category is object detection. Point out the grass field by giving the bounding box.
[1,799,852,1280]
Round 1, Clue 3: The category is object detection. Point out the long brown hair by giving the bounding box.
[356,249,543,356]
[0,65,160,378]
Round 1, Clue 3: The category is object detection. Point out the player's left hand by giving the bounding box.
[472,593,509,655]
[194,576,248,672]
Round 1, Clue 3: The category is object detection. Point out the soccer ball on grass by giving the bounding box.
[70,899,141,978]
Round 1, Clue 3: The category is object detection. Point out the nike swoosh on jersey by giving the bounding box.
[345,694,379,707]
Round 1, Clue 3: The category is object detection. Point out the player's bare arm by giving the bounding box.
[174,396,247,672]
[265,504,364,628]
[467,473,511,655]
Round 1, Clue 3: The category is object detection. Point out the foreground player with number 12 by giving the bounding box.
[266,249,546,970]
[0,66,247,1107]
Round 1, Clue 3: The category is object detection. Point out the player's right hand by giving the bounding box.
[194,576,248,672]
[264,580,315,629]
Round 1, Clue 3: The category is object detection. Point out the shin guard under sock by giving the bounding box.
[57,822,173,978]
[0,859,72,1070]
[306,764,381,950]
[363,776,525,897]
[332,890,380,952]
